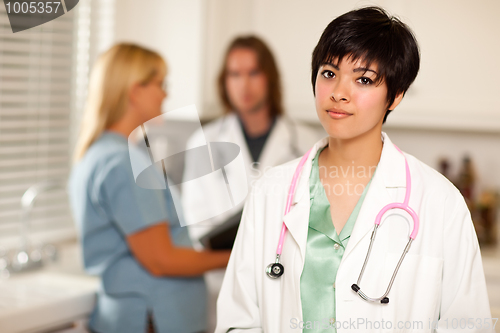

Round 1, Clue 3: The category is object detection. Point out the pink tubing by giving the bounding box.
[377,145,419,239]
[276,143,419,256]
[276,148,313,255]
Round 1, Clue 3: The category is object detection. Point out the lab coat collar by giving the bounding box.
[222,113,292,173]
[221,113,251,160]
[258,115,289,170]
[282,131,407,262]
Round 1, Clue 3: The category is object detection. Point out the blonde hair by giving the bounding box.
[73,43,167,161]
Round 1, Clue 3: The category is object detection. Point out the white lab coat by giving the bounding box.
[216,132,493,333]
[182,112,323,331]
[183,113,322,239]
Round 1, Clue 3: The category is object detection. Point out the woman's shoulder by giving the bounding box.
[402,150,465,207]
[73,134,133,182]
[252,157,302,194]
[85,144,129,171]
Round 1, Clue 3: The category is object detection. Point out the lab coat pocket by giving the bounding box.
[381,253,443,333]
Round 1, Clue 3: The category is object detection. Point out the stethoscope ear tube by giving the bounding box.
[351,284,390,304]
[351,146,419,303]
[352,234,414,304]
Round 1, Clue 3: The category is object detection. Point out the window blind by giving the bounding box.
[0,3,78,241]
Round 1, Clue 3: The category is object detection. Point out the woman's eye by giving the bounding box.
[321,70,334,79]
[357,77,373,85]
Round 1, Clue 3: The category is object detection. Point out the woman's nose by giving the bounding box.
[330,80,350,102]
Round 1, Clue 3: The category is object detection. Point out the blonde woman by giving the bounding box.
[68,43,230,333]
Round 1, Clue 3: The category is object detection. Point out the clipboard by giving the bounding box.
[199,210,243,250]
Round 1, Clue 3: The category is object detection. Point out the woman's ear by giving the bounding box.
[128,83,143,107]
[387,91,405,110]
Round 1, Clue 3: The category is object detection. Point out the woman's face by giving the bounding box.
[314,55,398,140]
[134,74,167,123]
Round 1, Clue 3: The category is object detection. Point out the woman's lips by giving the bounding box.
[327,109,352,119]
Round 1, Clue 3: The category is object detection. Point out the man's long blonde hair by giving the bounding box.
[73,43,166,161]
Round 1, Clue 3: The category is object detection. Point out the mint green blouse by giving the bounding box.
[300,146,376,331]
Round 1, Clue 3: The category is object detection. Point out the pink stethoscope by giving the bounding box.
[265,143,419,304]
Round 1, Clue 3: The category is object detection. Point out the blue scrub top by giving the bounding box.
[68,131,207,333]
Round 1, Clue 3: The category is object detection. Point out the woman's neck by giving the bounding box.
[319,129,383,180]
[107,109,141,139]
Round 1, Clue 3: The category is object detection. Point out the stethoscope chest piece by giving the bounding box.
[266,262,284,279]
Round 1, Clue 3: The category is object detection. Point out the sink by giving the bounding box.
[0,272,97,310]
[0,271,98,333]
[0,242,99,333]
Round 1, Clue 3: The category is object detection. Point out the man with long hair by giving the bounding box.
[182,35,321,332]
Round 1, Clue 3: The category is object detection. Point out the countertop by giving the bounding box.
[481,246,500,324]
[0,242,99,333]
[0,241,498,332]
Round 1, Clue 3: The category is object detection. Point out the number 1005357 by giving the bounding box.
[5,2,62,14]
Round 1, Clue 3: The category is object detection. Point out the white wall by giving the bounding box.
[113,0,205,119]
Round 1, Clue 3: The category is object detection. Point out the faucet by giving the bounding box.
[5,180,63,276]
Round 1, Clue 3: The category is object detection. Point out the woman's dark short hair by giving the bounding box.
[311,6,420,123]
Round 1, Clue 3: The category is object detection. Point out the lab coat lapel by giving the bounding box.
[281,132,406,264]
[282,136,329,262]
[223,113,255,178]
[342,132,407,261]
[230,114,294,178]
[258,116,290,169]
